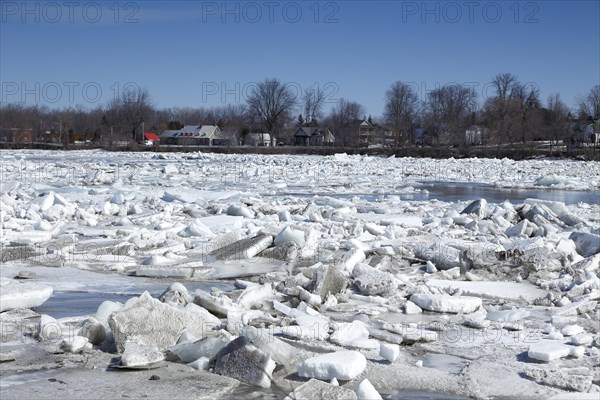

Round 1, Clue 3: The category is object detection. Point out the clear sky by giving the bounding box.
[1,0,599,117]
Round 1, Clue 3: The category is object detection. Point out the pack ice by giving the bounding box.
[0,150,599,400]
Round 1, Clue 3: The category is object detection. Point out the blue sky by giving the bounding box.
[1,0,598,117]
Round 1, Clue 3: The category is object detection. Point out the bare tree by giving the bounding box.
[326,98,366,146]
[383,81,420,145]
[544,93,570,151]
[302,87,326,124]
[483,74,543,144]
[425,84,477,145]
[509,82,541,143]
[246,78,297,146]
[576,85,600,119]
[492,73,519,102]
[105,87,153,141]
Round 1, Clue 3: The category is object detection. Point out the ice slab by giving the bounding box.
[208,235,273,261]
[426,280,548,302]
[109,292,209,352]
[285,379,357,400]
[330,321,379,349]
[528,342,571,362]
[0,282,53,312]
[298,351,367,380]
[214,336,275,388]
[355,379,383,400]
[121,343,165,367]
[410,293,482,314]
[379,343,400,362]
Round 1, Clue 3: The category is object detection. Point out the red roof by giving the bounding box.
[144,132,159,140]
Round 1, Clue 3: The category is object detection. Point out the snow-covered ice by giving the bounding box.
[298,351,367,380]
[1,150,599,400]
[0,281,53,312]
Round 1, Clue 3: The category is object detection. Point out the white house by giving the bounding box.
[212,130,240,146]
[465,125,485,145]
[244,133,274,146]
[577,123,599,144]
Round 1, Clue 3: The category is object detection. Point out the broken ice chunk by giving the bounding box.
[0,282,53,312]
[569,232,600,258]
[187,356,210,370]
[214,336,275,388]
[37,314,63,341]
[355,379,383,400]
[560,325,584,336]
[330,321,379,349]
[61,336,89,353]
[274,226,305,247]
[236,283,273,309]
[379,343,400,362]
[121,343,165,367]
[298,350,366,380]
[410,293,482,314]
[194,290,243,317]
[354,270,397,295]
[79,317,106,345]
[208,235,273,261]
[527,342,571,362]
[109,291,209,352]
[461,199,487,219]
[169,330,232,363]
[413,242,460,270]
[284,379,357,400]
[243,326,298,369]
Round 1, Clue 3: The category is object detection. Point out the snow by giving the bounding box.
[298,351,367,380]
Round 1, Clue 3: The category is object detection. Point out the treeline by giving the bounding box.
[0,74,598,147]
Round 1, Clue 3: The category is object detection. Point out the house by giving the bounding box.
[336,119,376,147]
[160,130,180,144]
[414,128,437,146]
[576,122,599,144]
[143,132,160,144]
[212,130,240,146]
[179,125,221,146]
[244,133,274,146]
[372,124,395,147]
[293,127,335,146]
[465,125,485,145]
[160,125,221,146]
[0,128,34,143]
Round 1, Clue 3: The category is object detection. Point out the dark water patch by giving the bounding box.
[417,181,599,205]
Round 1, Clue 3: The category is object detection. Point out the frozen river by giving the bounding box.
[1,150,599,400]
